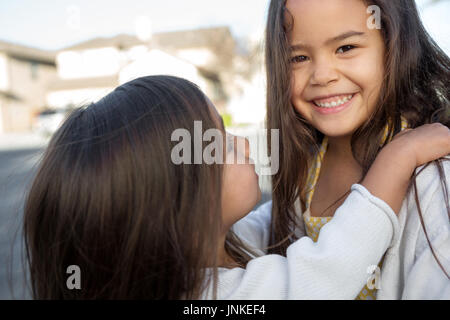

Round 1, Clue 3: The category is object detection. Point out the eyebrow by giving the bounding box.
[290,31,366,51]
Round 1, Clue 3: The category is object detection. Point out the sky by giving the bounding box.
[0,0,269,50]
[0,0,448,53]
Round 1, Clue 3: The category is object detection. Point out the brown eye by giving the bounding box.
[290,55,309,64]
[337,45,356,54]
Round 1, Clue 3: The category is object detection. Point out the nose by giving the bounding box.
[310,57,339,86]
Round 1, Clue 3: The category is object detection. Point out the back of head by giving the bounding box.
[24,75,223,299]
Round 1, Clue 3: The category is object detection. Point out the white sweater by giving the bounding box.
[201,184,400,299]
[376,160,450,299]
[202,160,450,300]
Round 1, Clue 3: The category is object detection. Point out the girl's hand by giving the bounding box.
[362,123,450,214]
[389,123,450,168]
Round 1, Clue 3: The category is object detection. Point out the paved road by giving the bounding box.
[0,148,43,299]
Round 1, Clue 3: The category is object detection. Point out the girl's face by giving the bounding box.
[287,0,386,138]
[207,99,261,231]
[221,133,261,229]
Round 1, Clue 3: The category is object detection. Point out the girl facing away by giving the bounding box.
[265,0,450,299]
[23,76,449,299]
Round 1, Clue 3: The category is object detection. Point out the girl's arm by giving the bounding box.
[208,185,397,299]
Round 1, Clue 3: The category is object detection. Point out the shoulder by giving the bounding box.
[404,157,450,254]
[409,157,450,214]
[412,157,450,199]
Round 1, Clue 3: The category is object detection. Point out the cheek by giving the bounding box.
[221,165,260,225]
[368,51,385,96]
[352,39,385,87]
[290,71,311,116]
[350,53,384,110]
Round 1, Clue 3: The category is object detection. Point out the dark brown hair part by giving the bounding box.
[23,75,254,299]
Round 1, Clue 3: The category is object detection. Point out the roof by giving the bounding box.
[62,34,145,51]
[61,26,236,72]
[153,26,235,50]
[62,26,235,52]
[0,40,56,65]
[48,75,119,91]
[0,90,21,101]
[0,26,235,69]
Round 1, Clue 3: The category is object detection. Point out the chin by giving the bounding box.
[248,195,260,212]
[320,129,354,139]
[257,187,262,203]
[315,122,359,139]
[247,190,262,213]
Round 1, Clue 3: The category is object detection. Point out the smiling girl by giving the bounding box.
[265,0,450,299]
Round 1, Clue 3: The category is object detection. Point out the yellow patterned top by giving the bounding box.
[303,118,409,300]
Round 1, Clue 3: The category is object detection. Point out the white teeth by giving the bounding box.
[314,94,353,108]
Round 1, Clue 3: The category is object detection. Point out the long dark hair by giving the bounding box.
[265,0,450,277]
[23,75,254,299]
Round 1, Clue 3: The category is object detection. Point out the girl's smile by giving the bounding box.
[309,92,357,115]
[287,0,386,138]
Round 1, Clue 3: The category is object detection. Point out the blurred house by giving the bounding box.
[0,40,57,133]
[153,27,236,111]
[0,26,265,134]
[47,27,236,114]
[227,37,266,126]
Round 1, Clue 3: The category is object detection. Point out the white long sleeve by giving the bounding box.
[201,184,399,299]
